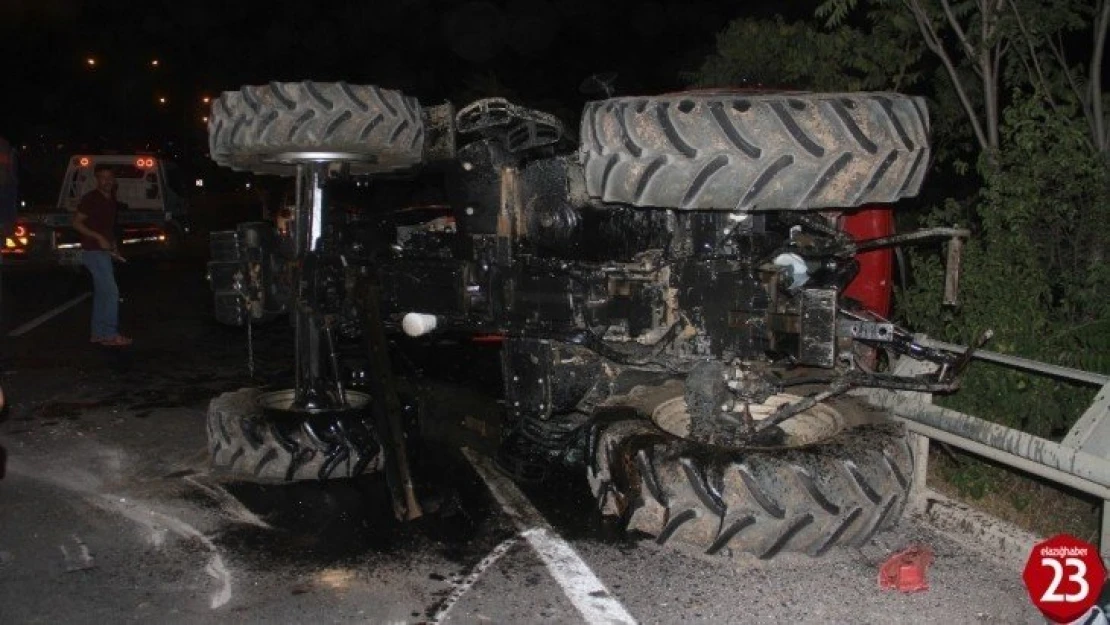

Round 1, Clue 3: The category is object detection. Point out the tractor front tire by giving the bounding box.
[207,388,379,482]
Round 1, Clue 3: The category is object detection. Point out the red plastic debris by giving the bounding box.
[878,544,935,593]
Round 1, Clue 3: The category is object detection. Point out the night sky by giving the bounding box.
[1,0,806,197]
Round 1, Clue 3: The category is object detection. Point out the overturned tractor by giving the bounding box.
[206,82,968,558]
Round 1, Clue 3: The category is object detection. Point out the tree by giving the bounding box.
[690,15,923,92]
[813,1,1110,377]
[817,0,1110,157]
[1007,0,1110,154]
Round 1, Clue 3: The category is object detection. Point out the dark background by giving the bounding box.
[0,0,811,202]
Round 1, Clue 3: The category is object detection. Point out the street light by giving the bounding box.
[151,59,159,67]
[158,96,167,104]
[86,57,96,67]
[201,96,211,104]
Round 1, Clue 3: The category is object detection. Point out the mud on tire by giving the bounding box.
[579,92,929,210]
[587,400,914,559]
[208,81,425,175]
[207,388,380,481]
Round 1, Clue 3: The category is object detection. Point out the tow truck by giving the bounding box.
[2,154,189,266]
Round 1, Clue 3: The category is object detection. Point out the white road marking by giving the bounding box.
[428,535,521,624]
[462,448,637,625]
[8,292,91,337]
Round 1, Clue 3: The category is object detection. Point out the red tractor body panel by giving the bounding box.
[841,207,895,318]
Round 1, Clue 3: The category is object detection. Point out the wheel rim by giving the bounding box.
[650,393,846,450]
[257,388,371,417]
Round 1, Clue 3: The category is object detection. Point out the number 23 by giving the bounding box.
[1041,557,1090,603]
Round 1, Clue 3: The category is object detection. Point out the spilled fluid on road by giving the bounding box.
[210,448,507,569]
[206,445,641,570]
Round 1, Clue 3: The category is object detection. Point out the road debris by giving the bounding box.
[60,534,95,572]
[879,544,934,593]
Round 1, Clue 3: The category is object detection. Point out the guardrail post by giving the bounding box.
[909,432,929,507]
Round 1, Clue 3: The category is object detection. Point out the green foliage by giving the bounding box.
[937,455,995,499]
[900,93,1109,437]
[689,15,922,92]
[816,0,865,28]
[927,63,984,169]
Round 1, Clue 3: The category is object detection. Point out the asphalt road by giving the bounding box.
[0,256,1044,624]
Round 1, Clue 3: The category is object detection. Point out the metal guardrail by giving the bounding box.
[859,336,1110,559]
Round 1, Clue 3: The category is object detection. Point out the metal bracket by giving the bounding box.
[798,288,837,368]
[853,227,971,252]
[943,234,964,306]
[850,227,970,306]
[836,319,895,342]
[456,97,564,153]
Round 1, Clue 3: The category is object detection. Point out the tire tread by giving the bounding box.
[580,92,930,210]
[206,388,379,482]
[588,410,913,559]
[209,82,423,175]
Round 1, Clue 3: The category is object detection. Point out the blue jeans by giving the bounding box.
[81,251,119,339]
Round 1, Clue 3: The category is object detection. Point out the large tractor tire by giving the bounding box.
[579,92,930,210]
[208,81,424,175]
[587,396,914,559]
[207,388,381,482]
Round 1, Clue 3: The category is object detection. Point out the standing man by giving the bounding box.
[73,164,131,346]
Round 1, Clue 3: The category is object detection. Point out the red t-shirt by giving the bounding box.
[76,189,117,251]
